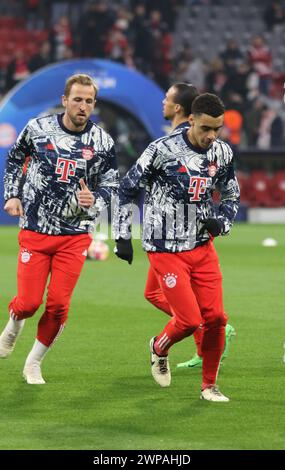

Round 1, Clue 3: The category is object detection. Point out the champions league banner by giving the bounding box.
[0,59,165,224]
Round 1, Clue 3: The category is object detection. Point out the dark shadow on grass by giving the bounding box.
[0,380,47,421]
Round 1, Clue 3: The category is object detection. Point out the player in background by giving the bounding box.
[0,74,119,384]
[162,82,198,132]
[114,93,240,401]
[146,83,235,370]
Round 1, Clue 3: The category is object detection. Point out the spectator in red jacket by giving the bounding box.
[248,35,273,96]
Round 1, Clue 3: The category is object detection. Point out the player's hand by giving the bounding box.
[77,178,95,208]
[199,218,223,237]
[4,198,24,217]
[114,238,133,265]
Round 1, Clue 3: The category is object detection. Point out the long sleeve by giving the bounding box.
[113,142,157,240]
[87,143,119,218]
[215,155,240,235]
[4,124,31,202]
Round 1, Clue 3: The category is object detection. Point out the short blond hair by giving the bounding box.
[64,74,98,98]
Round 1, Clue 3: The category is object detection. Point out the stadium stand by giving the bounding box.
[270,170,285,206]
[246,170,273,207]
[0,0,284,211]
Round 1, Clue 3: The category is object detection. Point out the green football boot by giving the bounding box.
[221,324,236,360]
[176,324,236,368]
[176,352,202,368]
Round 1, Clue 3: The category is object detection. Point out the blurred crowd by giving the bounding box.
[0,0,180,91]
[0,0,284,151]
[176,34,284,150]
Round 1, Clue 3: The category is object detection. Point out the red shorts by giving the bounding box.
[9,229,91,322]
[147,241,227,332]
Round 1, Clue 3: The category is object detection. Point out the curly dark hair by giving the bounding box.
[191,93,225,117]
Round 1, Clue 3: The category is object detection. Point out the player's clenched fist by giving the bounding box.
[77,178,95,208]
[199,218,223,237]
[4,198,24,217]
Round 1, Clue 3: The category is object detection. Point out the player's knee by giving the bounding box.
[144,290,161,309]
[9,296,42,318]
[205,311,227,328]
[51,302,69,322]
[188,320,202,333]
[144,288,154,303]
[175,318,201,334]
[18,300,41,317]
[215,312,227,327]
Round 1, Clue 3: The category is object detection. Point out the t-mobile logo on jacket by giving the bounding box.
[188,176,210,201]
[55,157,77,183]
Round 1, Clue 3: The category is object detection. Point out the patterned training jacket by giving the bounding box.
[4,114,119,235]
[114,128,240,252]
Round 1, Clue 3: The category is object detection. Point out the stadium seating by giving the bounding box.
[0,16,25,28]
[237,170,285,208]
[214,170,285,208]
[246,170,273,207]
[0,16,48,74]
[270,170,285,207]
[236,171,251,204]
[175,1,285,78]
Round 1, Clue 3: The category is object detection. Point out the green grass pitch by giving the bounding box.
[0,224,284,450]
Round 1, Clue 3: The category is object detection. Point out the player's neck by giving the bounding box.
[171,115,189,131]
[187,127,199,148]
[62,113,87,133]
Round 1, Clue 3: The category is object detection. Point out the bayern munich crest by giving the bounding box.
[82,147,94,160]
[21,249,32,263]
[163,273,178,288]
[208,162,218,177]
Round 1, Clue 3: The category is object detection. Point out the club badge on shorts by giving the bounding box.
[21,249,32,263]
[208,162,218,177]
[163,273,178,288]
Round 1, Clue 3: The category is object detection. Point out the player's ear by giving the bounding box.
[174,103,181,113]
[61,94,67,108]
[189,114,194,126]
